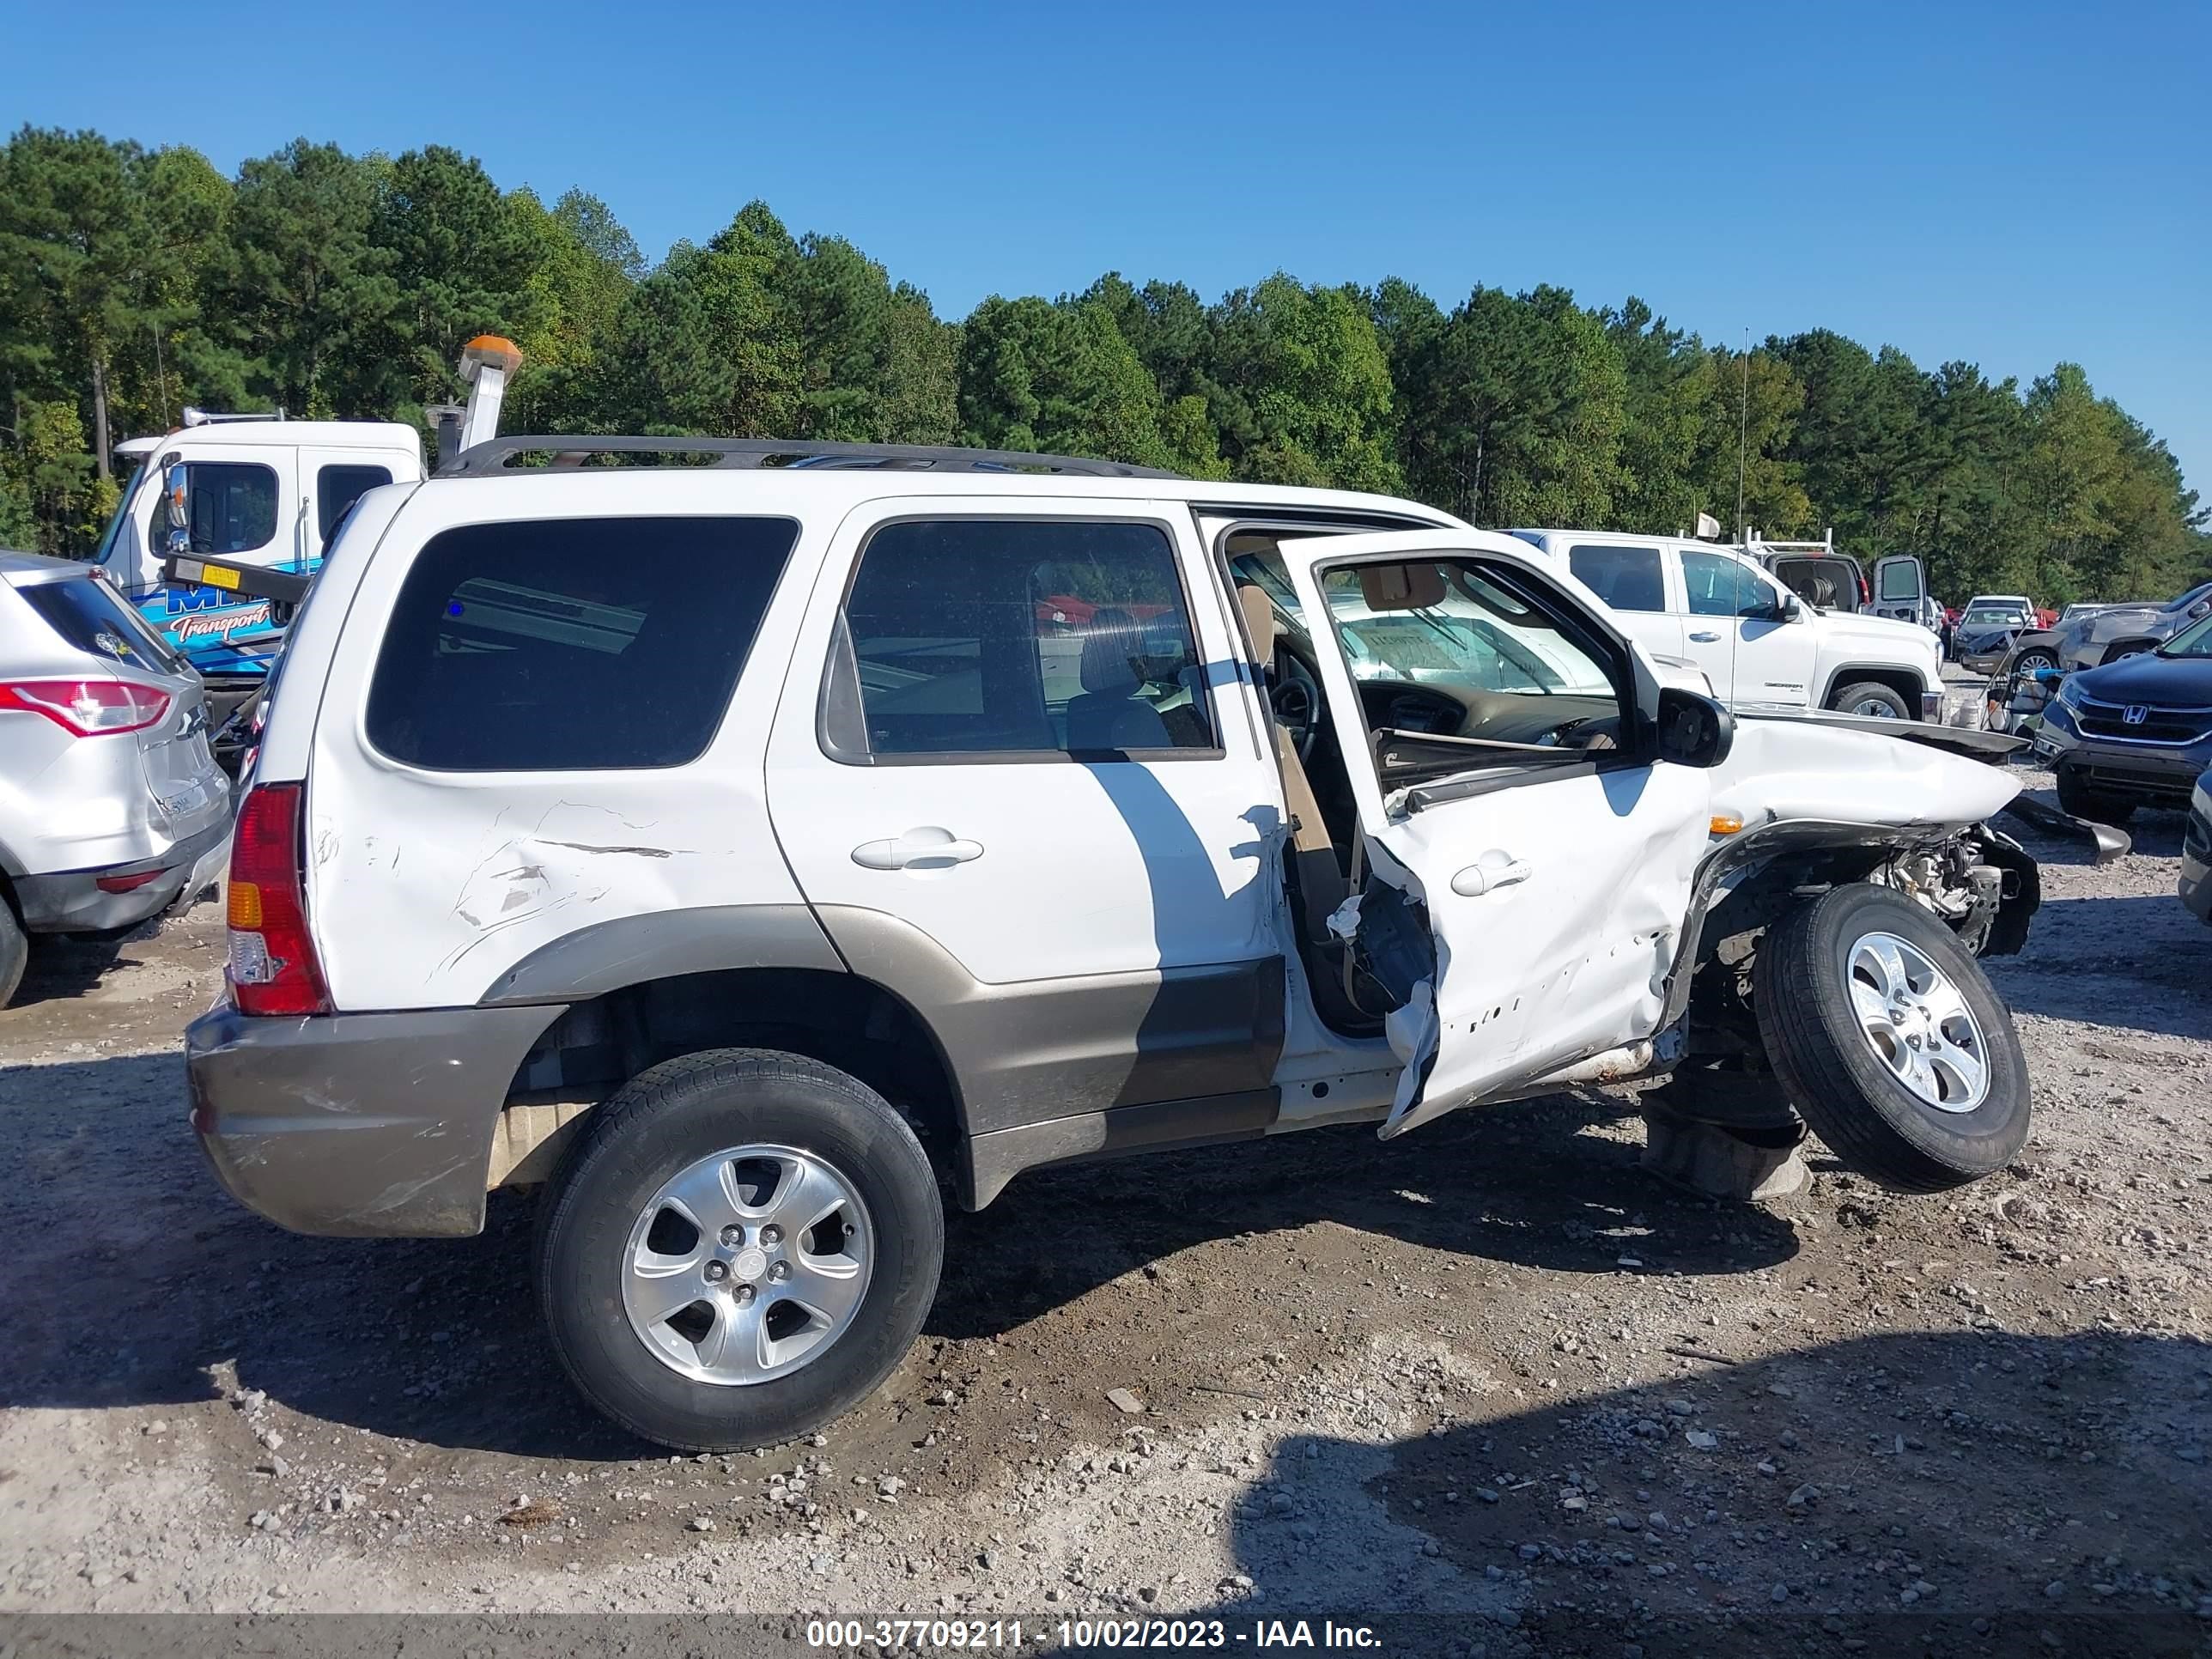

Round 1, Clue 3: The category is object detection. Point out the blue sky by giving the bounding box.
[5,0,2206,495]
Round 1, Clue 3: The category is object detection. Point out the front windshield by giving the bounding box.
[2158,611,2212,658]
[1316,568,1614,696]
[86,463,146,568]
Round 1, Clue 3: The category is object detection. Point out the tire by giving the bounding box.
[0,900,25,1007]
[2012,649,2058,677]
[536,1048,943,1452]
[1753,884,2030,1193]
[2056,768,2136,826]
[1830,680,1911,720]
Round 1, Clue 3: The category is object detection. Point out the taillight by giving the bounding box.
[1857,573,1871,605]
[226,782,331,1017]
[0,678,170,737]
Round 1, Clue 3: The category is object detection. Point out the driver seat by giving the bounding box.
[1237,586,1376,1032]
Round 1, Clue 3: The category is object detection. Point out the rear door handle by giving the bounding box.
[851,827,985,871]
[1450,855,1533,897]
[1688,629,1723,642]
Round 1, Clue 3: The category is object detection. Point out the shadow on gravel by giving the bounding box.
[1192,1328,2212,1658]
[0,1060,1795,1456]
[7,931,140,1007]
[1983,891,2212,1036]
[931,1088,1800,1342]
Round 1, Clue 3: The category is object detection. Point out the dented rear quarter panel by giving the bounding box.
[294,478,832,1012]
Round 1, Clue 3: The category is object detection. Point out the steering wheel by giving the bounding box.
[1271,650,1323,763]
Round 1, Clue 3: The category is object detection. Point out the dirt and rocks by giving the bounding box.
[0,769,2207,1656]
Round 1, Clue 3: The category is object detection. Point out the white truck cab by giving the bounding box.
[1509,528,1943,720]
[92,416,425,674]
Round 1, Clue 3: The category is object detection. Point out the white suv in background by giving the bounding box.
[1510,529,1943,720]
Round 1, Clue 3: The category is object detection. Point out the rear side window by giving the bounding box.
[20,575,185,673]
[1567,544,1665,612]
[823,519,1215,760]
[317,465,392,543]
[366,516,797,770]
[1772,556,1860,611]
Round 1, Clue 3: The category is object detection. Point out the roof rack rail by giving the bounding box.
[436,435,1180,480]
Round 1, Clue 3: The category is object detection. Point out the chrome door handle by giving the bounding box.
[1688,629,1723,642]
[851,827,985,871]
[1450,857,1533,897]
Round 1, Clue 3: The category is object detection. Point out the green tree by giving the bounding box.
[222,140,396,419]
[0,128,193,477]
[1399,285,1623,525]
[957,295,1170,466]
[1210,276,1400,491]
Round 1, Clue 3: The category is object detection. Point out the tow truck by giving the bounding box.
[78,337,520,759]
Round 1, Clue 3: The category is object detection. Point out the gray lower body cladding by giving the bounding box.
[188,1001,562,1237]
[187,902,1290,1236]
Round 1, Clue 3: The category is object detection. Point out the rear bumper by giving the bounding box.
[15,815,232,934]
[186,1000,562,1237]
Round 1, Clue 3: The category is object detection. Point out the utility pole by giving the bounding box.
[1735,328,1750,538]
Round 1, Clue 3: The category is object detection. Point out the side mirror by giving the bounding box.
[2191,600,2209,621]
[1656,687,1735,769]
[1774,592,1803,623]
[164,462,190,555]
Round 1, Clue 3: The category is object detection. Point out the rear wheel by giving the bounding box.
[1754,884,2029,1193]
[2011,648,2059,676]
[536,1048,942,1451]
[2056,768,2136,826]
[0,900,25,1006]
[1831,681,1911,720]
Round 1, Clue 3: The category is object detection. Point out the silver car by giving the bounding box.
[0,551,232,1004]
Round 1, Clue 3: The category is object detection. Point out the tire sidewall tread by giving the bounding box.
[535,1048,943,1453]
[1754,884,2030,1194]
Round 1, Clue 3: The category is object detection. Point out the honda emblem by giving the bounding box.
[2123,705,2149,725]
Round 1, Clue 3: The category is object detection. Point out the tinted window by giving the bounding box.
[20,575,185,672]
[1567,544,1666,612]
[317,465,392,543]
[180,462,277,555]
[366,516,796,771]
[1876,559,1920,600]
[1681,550,1776,618]
[830,520,1213,759]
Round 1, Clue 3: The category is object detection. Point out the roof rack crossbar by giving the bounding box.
[436,435,1180,480]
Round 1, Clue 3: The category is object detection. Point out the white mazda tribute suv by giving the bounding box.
[188,438,2039,1451]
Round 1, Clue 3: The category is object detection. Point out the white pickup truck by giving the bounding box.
[1510,529,1945,720]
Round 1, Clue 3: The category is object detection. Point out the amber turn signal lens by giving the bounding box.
[1709,813,1745,836]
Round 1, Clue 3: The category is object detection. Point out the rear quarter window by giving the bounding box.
[365,516,797,770]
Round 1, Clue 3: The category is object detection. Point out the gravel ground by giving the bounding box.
[0,765,2207,1656]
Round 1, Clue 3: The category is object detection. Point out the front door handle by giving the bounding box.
[1450,855,1533,897]
[851,826,985,871]
[1688,629,1723,642]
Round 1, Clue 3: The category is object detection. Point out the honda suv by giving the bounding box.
[188,439,2040,1451]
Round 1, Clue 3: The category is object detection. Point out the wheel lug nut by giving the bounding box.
[768,1261,790,1282]
[734,1284,757,1306]
[760,1224,782,1246]
[719,1224,742,1247]
[703,1260,728,1281]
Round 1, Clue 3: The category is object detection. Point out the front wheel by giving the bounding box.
[1753,884,2030,1193]
[2056,768,2136,826]
[536,1049,943,1451]
[0,900,25,1006]
[1831,681,1911,720]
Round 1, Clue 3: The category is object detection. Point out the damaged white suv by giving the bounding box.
[188,439,2040,1451]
